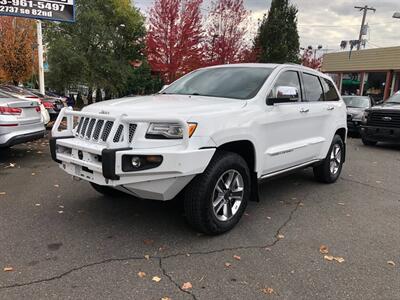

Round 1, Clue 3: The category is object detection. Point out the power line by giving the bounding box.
[297,21,396,28]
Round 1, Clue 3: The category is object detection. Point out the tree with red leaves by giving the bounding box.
[146,0,204,83]
[301,46,323,70]
[205,0,250,65]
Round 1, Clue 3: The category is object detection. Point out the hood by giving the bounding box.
[368,102,400,112]
[347,107,365,115]
[83,94,247,119]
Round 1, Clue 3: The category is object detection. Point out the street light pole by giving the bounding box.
[36,20,45,95]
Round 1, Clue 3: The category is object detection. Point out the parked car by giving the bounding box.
[343,96,374,133]
[0,91,45,148]
[360,91,400,146]
[0,85,50,125]
[50,64,347,234]
[27,89,66,121]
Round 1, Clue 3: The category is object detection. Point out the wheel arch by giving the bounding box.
[334,127,347,162]
[216,140,257,173]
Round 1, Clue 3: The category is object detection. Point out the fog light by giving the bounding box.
[131,156,142,168]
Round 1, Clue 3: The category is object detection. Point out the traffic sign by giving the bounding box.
[0,0,75,23]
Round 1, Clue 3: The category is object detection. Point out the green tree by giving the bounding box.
[45,0,160,98]
[254,0,300,64]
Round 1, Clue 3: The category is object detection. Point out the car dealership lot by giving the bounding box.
[0,137,399,300]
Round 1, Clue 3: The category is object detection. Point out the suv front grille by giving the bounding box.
[368,111,400,128]
[74,117,137,143]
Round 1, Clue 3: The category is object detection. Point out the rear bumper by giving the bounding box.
[360,125,400,143]
[0,130,46,148]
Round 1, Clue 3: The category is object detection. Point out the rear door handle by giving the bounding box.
[327,106,335,111]
[300,108,309,113]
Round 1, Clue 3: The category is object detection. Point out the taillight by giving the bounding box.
[42,101,54,109]
[35,106,41,112]
[0,106,22,115]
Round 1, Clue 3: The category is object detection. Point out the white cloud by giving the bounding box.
[133,0,400,50]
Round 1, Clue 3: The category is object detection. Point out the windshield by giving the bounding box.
[162,67,274,100]
[343,96,370,108]
[386,93,400,104]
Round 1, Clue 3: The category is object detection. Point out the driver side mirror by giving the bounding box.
[267,86,299,106]
[160,85,169,92]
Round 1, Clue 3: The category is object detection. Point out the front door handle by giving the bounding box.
[327,106,335,111]
[300,108,309,113]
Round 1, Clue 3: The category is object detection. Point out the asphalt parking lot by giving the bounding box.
[0,136,399,300]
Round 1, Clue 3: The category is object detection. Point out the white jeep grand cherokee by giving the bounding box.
[51,64,347,234]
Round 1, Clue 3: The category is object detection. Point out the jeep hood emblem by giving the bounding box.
[99,110,110,115]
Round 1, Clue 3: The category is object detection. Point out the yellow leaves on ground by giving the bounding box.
[233,255,241,261]
[277,234,285,240]
[181,282,192,290]
[320,245,344,263]
[319,245,329,254]
[137,271,146,278]
[3,267,13,272]
[262,287,275,295]
[387,261,395,266]
[152,276,161,282]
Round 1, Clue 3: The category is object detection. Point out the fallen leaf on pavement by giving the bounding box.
[181,282,192,290]
[161,297,171,300]
[3,267,13,272]
[334,257,345,263]
[152,276,161,282]
[54,184,60,188]
[324,255,345,263]
[0,192,6,196]
[35,204,41,207]
[137,271,146,278]
[233,255,241,261]
[225,262,231,267]
[58,211,64,214]
[299,202,304,207]
[324,255,334,261]
[144,255,150,260]
[319,245,329,254]
[387,261,395,266]
[262,287,275,295]
[266,216,271,220]
[277,234,285,240]
[31,173,36,176]
[338,202,345,206]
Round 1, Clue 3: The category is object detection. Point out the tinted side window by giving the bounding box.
[303,73,324,102]
[270,71,302,100]
[321,78,340,101]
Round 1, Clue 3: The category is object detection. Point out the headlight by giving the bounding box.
[146,122,197,139]
[361,111,369,124]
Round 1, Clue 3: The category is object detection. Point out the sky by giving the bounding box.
[133,0,400,52]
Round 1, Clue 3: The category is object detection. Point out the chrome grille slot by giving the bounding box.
[81,118,89,136]
[86,119,96,139]
[92,120,104,140]
[113,125,124,142]
[75,118,84,135]
[101,121,114,141]
[129,124,137,143]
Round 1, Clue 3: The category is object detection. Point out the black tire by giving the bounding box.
[90,182,125,197]
[313,135,345,184]
[184,151,251,235]
[362,138,377,146]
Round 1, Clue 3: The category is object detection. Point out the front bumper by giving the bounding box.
[347,120,362,133]
[360,125,400,143]
[50,137,215,200]
[50,108,216,201]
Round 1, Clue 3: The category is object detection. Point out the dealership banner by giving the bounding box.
[0,0,75,22]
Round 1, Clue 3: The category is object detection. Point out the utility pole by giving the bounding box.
[36,20,45,95]
[355,5,376,50]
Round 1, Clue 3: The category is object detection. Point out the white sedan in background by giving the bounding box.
[0,91,46,148]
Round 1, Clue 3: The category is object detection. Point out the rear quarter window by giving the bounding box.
[321,78,340,101]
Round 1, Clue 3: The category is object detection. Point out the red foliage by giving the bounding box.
[301,47,322,70]
[205,0,250,65]
[146,0,204,83]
